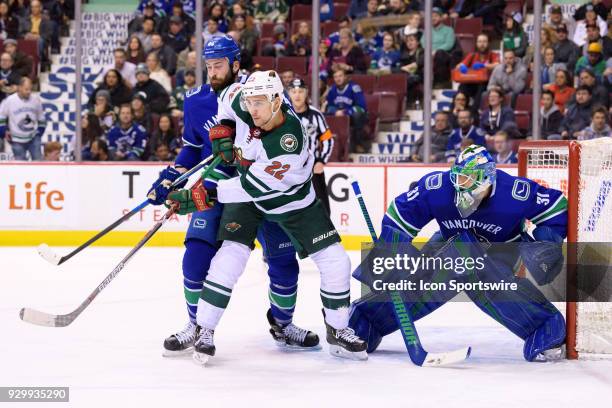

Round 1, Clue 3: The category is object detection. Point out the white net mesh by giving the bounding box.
[574,139,612,355]
[522,140,612,357]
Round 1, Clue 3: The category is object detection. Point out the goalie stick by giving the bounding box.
[21,157,223,327]
[351,179,471,366]
[37,154,215,266]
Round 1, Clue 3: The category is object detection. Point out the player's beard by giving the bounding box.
[210,70,236,92]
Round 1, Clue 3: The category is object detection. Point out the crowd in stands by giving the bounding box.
[4,1,612,162]
[0,0,72,160]
[75,0,609,164]
[431,0,612,164]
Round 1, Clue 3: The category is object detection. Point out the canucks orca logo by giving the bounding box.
[18,114,35,134]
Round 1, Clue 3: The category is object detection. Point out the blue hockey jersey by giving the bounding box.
[371,48,401,70]
[176,84,235,187]
[383,170,568,243]
[137,0,171,15]
[445,126,487,161]
[107,123,148,160]
[325,81,367,115]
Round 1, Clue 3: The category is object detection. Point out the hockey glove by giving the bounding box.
[147,166,187,205]
[209,124,236,164]
[166,180,217,215]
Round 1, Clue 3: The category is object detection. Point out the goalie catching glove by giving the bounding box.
[209,124,236,164]
[166,180,217,215]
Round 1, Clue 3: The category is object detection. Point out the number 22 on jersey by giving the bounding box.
[265,161,290,180]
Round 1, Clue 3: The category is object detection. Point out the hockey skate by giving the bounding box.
[162,321,197,357]
[324,315,368,361]
[534,345,566,362]
[192,325,216,365]
[266,309,321,351]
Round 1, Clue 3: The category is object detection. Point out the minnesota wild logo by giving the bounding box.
[225,222,242,232]
[280,134,298,152]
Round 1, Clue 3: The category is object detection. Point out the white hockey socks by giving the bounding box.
[196,241,251,329]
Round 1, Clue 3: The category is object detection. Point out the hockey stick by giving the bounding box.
[21,157,223,327]
[351,180,471,366]
[37,154,215,266]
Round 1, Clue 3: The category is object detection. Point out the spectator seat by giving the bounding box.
[454,17,483,38]
[252,56,276,71]
[377,73,407,118]
[377,91,401,123]
[514,94,533,113]
[291,4,312,21]
[325,115,350,162]
[322,21,340,38]
[350,74,377,95]
[276,56,308,76]
[456,34,476,55]
[333,3,350,20]
[257,37,274,56]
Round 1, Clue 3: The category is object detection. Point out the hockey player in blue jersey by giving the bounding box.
[106,104,148,160]
[147,35,319,356]
[349,145,569,361]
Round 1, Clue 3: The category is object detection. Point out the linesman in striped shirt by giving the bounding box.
[288,78,334,215]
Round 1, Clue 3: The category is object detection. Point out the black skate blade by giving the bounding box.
[162,346,194,358]
[328,345,368,361]
[274,340,322,352]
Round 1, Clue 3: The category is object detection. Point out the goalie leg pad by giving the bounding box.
[464,257,563,347]
[523,312,566,362]
[349,292,447,353]
[352,225,421,285]
[349,230,464,352]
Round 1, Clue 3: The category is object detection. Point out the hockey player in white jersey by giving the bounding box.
[167,70,367,364]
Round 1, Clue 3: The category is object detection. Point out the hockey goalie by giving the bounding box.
[349,145,569,362]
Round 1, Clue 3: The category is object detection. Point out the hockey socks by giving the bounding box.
[182,239,218,322]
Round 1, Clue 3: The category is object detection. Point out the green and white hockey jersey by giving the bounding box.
[216,84,315,215]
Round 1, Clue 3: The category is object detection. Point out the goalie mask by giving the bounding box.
[450,145,497,218]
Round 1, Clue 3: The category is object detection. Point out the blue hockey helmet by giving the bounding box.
[203,35,241,66]
[450,145,496,217]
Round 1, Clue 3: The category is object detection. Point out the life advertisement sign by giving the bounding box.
[0,165,75,227]
[0,163,518,247]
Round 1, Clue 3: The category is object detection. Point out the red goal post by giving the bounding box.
[518,140,612,360]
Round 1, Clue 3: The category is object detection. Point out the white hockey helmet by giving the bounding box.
[242,70,284,103]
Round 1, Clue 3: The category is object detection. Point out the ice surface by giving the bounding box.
[1,247,612,407]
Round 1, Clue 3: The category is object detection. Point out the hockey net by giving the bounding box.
[518,139,612,359]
